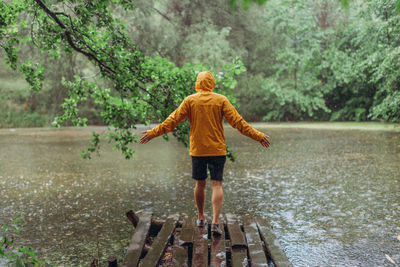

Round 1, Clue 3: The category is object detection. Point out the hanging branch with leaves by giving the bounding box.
[0,0,245,161]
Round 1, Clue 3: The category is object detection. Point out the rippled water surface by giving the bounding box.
[0,125,399,266]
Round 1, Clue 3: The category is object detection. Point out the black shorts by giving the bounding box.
[192,156,226,181]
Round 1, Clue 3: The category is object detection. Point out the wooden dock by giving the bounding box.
[120,210,292,267]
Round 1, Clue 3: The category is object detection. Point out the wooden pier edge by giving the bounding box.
[122,210,293,267]
[256,217,293,267]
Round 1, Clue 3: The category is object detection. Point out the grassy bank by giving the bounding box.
[252,122,400,132]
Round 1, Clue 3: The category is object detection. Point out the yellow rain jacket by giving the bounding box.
[147,71,265,156]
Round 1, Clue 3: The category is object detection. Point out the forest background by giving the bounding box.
[1,0,399,128]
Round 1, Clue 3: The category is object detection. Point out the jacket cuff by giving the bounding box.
[146,129,156,138]
[257,132,265,142]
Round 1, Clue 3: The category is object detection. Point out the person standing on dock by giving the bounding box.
[140,71,270,236]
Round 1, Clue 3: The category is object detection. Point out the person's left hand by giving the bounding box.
[139,131,153,144]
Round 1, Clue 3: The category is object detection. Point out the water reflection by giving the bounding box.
[0,126,399,266]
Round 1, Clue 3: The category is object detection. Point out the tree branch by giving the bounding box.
[152,7,176,26]
[33,0,116,75]
[33,0,166,114]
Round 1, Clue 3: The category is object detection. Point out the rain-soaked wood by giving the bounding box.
[122,211,292,267]
[149,218,166,237]
[173,216,193,267]
[230,246,248,266]
[126,210,140,228]
[225,214,248,267]
[243,215,268,267]
[139,215,179,267]
[256,217,293,267]
[122,212,152,267]
[172,228,188,267]
[141,244,151,259]
[230,247,248,266]
[192,223,208,267]
[126,210,165,236]
[179,216,195,246]
[225,214,247,248]
[210,220,226,267]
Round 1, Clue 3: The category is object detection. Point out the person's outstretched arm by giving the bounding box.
[222,97,270,148]
[140,99,189,144]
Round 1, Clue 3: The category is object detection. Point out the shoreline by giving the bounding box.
[251,121,400,131]
[0,121,399,133]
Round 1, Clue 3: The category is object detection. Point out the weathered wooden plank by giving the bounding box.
[126,210,140,228]
[210,219,226,267]
[231,248,248,267]
[172,223,188,267]
[192,221,208,267]
[139,214,179,267]
[122,212,152,267]
[243,215,268,267]
[174,216,195,267]
[225,214,247,248]
[225,214,248,267]
[256,217,293,267]
[179,216,195,246]
[173,246,188,267]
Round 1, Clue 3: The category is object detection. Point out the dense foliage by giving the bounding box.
[0,0,245,160]
[121,0,400,123]
[0,0,399,158]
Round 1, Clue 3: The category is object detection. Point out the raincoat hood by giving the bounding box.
[195,71,216,92]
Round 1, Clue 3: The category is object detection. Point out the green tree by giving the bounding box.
[0,0,245,160]
[323,0,400,122]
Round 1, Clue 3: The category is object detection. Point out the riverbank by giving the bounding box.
[253,121,400,131]
[1,121,399,133]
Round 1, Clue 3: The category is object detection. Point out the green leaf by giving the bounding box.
[342,0,349,9]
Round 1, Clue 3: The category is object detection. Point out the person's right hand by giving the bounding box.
[260,135,270,148]
[139,131,153,144]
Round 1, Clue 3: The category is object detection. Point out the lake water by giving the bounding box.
[0,125,399,266]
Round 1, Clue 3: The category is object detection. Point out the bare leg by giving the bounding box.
[194,180,207,220]
[211,180,223,224]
